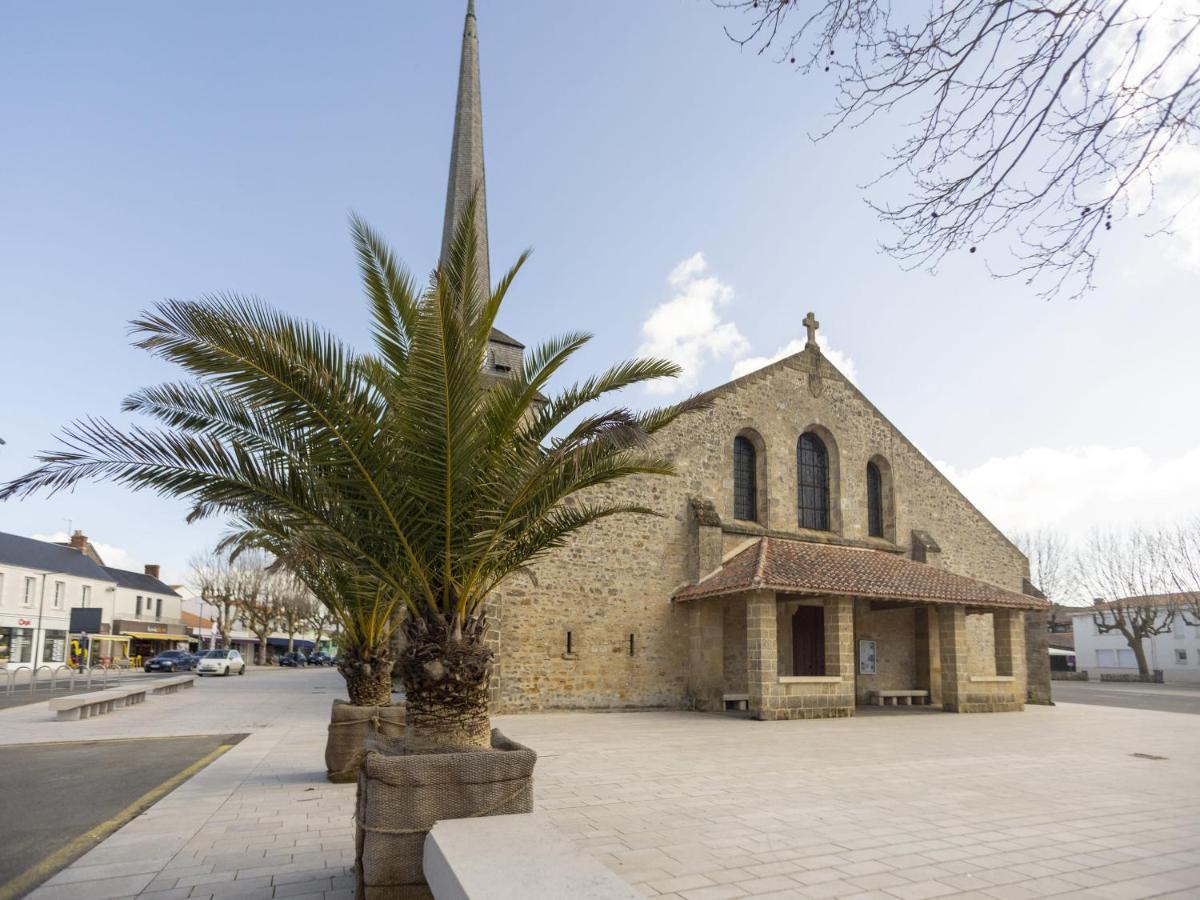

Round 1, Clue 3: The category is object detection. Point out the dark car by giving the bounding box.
[144,650,196,673]
[278,651,308,667]
[307,651,334,667]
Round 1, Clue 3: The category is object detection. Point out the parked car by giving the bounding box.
[144,650,196,673]
[307,651,334,667]
[278,651,308,667]
[196,648,246,676]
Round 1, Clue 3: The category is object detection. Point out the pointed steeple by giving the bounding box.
[441,0,490,296]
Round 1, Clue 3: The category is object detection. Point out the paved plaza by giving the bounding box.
[1,669,1197,900]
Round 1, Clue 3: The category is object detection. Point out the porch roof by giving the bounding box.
[674,537,1047,611]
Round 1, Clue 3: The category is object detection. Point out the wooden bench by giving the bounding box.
[723,693,750,711]
[150,675,197,695]
[869,689,930,707]
[49,686,148,721]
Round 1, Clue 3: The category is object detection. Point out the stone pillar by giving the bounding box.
[926,607,943,707]
[824,596,855,682]
[938,604,970,712]
[688,600,725,711]
[746,590,778,720]
[1024,608,1052,705]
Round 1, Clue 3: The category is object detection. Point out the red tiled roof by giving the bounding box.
[1090,593,1198,610]
[1046,632,1075,650]
[181,610,213,629]
[673,537,1047,611]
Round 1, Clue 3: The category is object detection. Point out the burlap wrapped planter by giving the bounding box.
[325,699,407,783]
[354,729,536,898]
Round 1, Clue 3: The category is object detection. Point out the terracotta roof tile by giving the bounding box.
[675,537,1047,611]
[1090,592,1197,610]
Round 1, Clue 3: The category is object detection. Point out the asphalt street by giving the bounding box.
[1052,678,1200,715]
[0,734,244,898]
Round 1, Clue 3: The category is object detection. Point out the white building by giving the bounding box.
[1071,595,1200,684]
[0,530,185,668]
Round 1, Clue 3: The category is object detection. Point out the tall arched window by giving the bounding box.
[867,461,884,537]
[797,432,829,530]
[733,435,758,522]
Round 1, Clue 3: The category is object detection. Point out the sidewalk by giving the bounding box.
[3,669,1199,899]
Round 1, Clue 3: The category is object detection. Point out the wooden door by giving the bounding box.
[792,605,825,676]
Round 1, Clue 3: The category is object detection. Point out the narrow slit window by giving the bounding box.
[867,461,883,538]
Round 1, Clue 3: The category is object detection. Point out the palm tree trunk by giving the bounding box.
[336,640,394,707]
[399,614,492,752]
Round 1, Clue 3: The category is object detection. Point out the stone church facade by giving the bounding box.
[438,3,1050,720]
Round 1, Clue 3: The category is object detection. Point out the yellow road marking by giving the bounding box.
[0,741,235,900]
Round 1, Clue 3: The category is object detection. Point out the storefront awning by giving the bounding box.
[87,634,133,643]
[122,631,189,641]
[673,537,1048,611]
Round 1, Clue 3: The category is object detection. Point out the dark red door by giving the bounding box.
[792,606,825,676]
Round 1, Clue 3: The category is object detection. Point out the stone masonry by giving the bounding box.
[488,344,1048,715]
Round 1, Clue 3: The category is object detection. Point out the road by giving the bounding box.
[1052,678,1200,715]
[0,734,244,898]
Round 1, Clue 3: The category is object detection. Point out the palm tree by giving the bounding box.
[1,207,703,749]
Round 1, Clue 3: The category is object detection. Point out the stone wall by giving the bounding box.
[852,603,917,704]
[966,612,997,677]
[490,345,1034,713]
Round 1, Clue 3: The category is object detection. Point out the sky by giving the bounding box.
[1,1,1198,590]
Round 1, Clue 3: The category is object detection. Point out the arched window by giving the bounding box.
[797,432,829,531]
[867,461,884,537]
[733,435,758,522]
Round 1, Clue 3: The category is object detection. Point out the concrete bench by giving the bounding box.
[49,686,148,721]
[723,693,750,711]
[424,813,640,899]
[869,690,930,707]
[150,675,197,695]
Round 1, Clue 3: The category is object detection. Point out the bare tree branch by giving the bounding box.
[716,0,1200,297]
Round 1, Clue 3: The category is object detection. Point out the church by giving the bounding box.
[439,3,1051,720]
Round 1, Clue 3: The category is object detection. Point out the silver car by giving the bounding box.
[196,648,247,676]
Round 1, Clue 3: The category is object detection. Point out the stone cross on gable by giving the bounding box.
[803,312,820,347]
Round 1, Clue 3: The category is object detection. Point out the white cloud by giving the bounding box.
[935,445,1200,538]
[32,531,137,571]
[639,252,859,394]
[29,531,184,585]
[638,252,749,394]
[729,334,859,384]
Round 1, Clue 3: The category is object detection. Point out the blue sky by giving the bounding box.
[2,1,1198,586]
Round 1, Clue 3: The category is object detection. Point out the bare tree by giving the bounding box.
[717,0,1200,297]
[274,573,316,653]
[229,551,275,665]
[190,549,242,649]
[1076,527,1174,675]
[1166,515,1200,625]
[306,602,338,656]
[1011,527,1074,606]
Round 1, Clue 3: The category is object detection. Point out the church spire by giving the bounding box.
[441,0,489,296]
